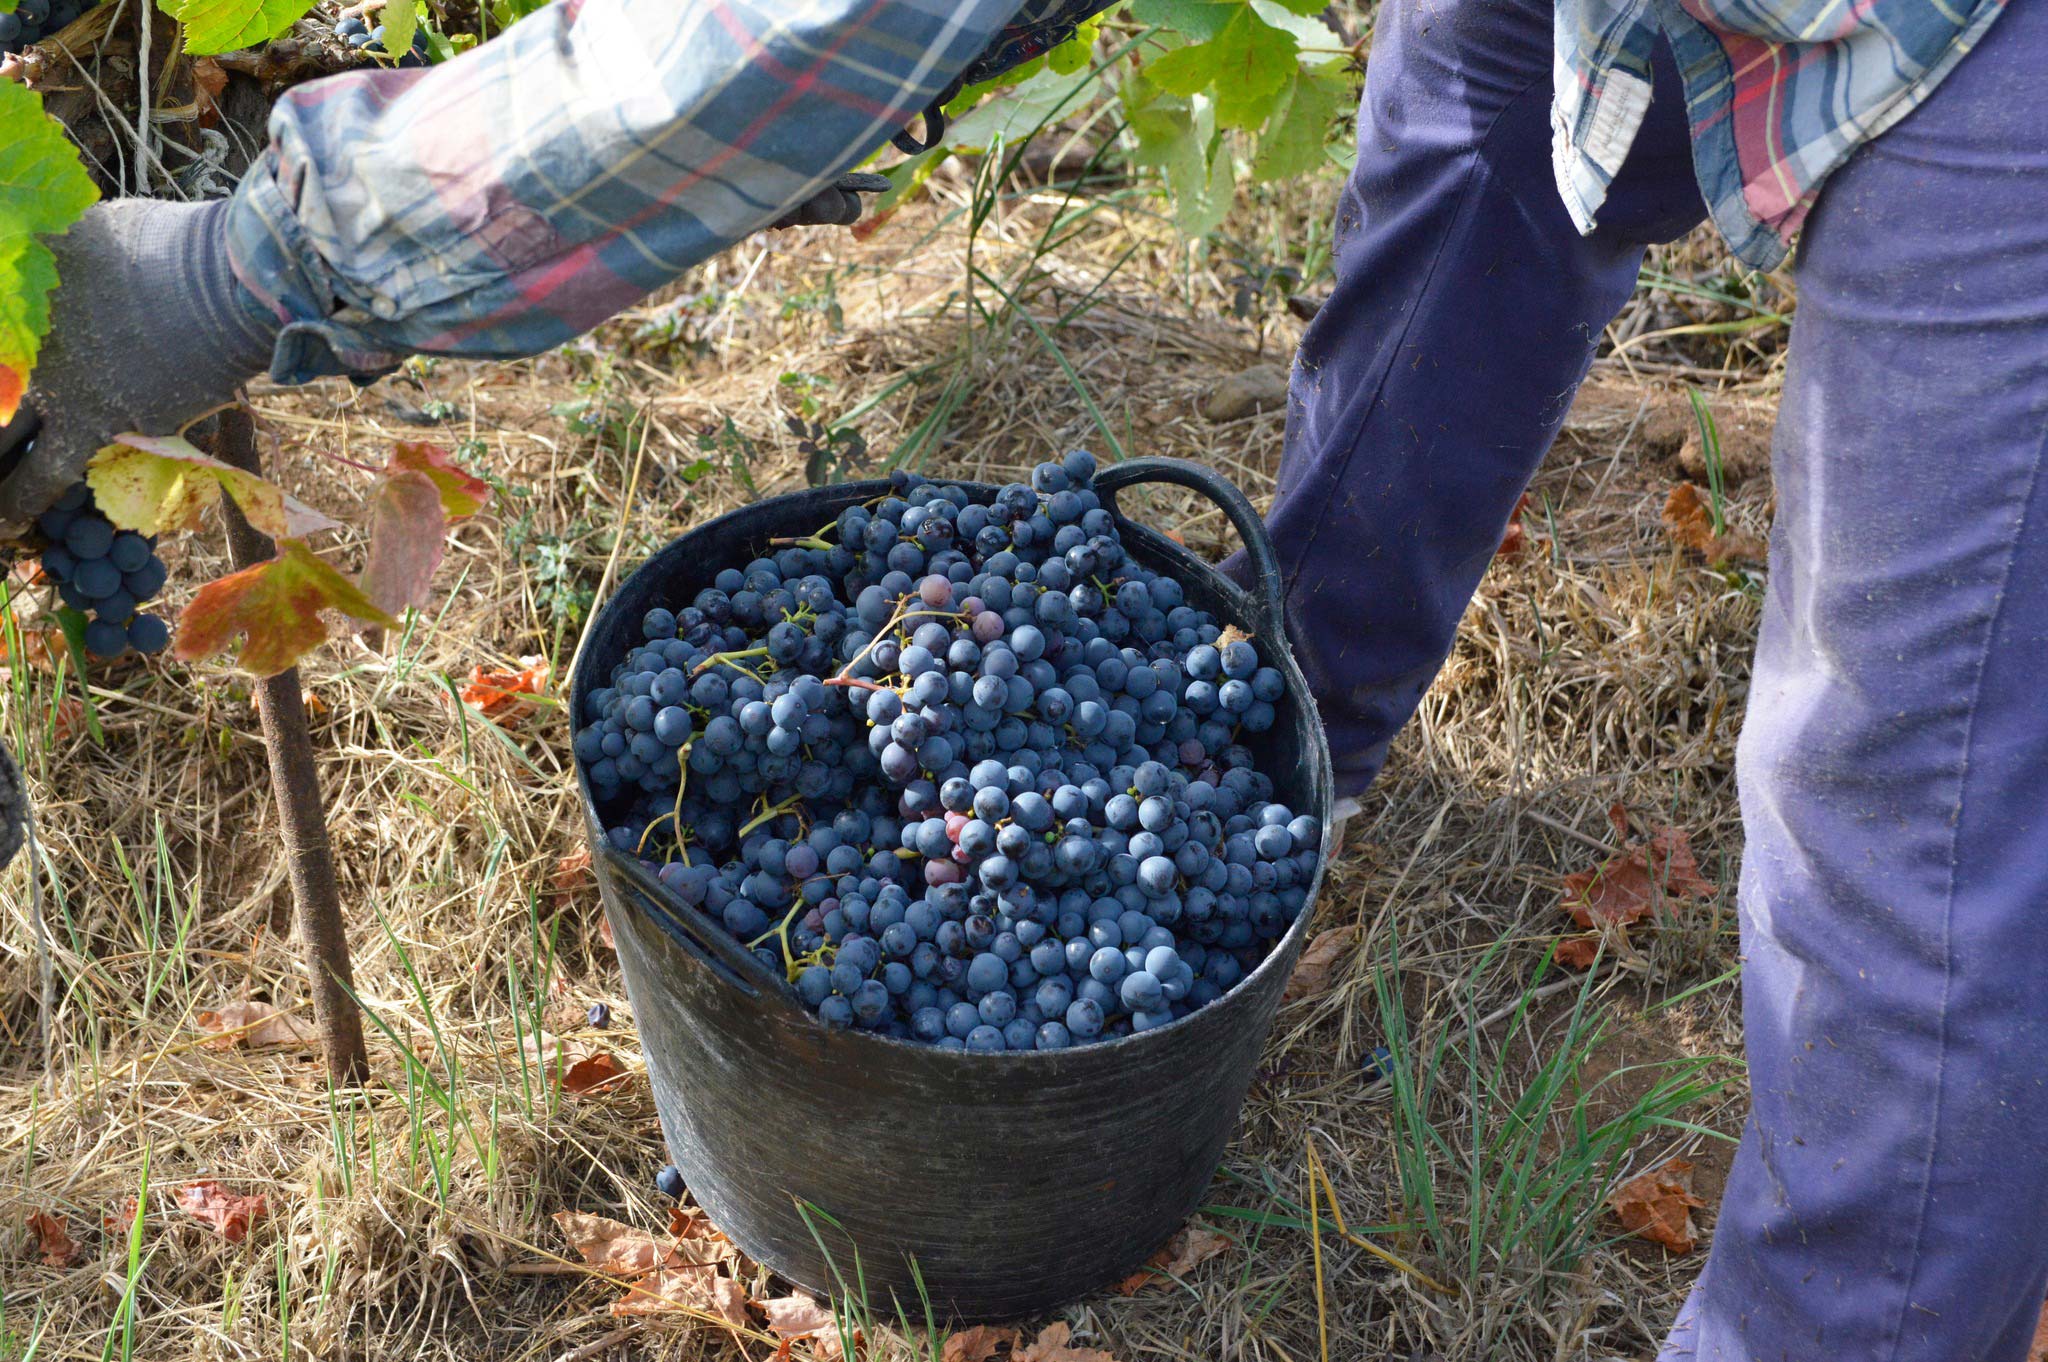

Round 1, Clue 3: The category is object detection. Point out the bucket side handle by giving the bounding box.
[1094,457,1286,644]
[599,846,780,999]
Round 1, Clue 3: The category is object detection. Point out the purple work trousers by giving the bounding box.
[1266,0,2048,1354]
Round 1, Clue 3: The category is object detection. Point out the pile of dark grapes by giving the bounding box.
[0,0,95,54]
[575,452,1319,1052]
[38,482,171,659]
[335,11,429,67]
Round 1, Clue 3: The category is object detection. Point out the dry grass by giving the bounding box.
[0,150,1781,1362]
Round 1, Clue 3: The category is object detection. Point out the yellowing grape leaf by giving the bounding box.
[0,79,100,422]
[160,0,321,56]
[88,435,340,539]
[389,442,489,520]
[173,539,396,678]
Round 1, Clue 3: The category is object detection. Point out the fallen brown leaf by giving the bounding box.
[196,1001,319,1050]
[550,846,594,905]
[27,1210,82,1267]
[1609,1157,1706,1254]
[761,1294,839,1344]
[102,1197,139,1234]
[177,1182,267,1243]
[1283,928,1352,1003]
[1496,492,1532,558]
[1114,1223,1233,1294]
[554,1211,679,1277]
[599,906,617,951]
[1554,934,1603,970]
[612,1264,750,1325]
[2029,1295,2048,1362]
[561,1051,629,1096]
[1662,483,1767,565]
[945,1324,1023,1362]
[1560,821,1714,930]
[1015,1321,1118,1362]
[1216,623,1253,652]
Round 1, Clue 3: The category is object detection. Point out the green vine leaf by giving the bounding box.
[1251,66,1349,182]
[159,0,320,56]
[0,79,99,422]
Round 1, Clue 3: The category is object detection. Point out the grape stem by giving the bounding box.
[691,645,769,679]
[737,791,805,840]
[634,740,695,857]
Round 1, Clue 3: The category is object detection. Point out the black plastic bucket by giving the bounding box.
[573,458,1333,1319]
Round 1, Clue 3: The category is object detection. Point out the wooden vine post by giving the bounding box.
[209,406,369,1084]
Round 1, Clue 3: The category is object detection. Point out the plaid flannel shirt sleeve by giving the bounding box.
[1554,0,2008,269]
[223,0,1024,383]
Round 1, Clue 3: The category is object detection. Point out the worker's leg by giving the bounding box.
[1257,0,1703,795]
[1660,5,2048,1359]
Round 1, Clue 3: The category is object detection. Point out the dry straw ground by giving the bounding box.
[1,140,1787,1361]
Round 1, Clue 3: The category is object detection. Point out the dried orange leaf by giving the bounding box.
[1662,483,1766,565]
[196,1000,318,1050]
[599,906,617,951]
[944,1324,1023,1362]
[550,846,594,904]
[761,1294,838,1342]
[1561,824,1715,929]
[1114,1222,1232,1294]
[1496,492,1532,559]
[561,1051,628,1096]
[553,1211,678,1277]
[612,1265,750,1325]
[358,469,447,616]
[1015,1321,1119,1362]
[1609,1157,1705,1254]
[1282,927,1352,1003]
[174,539,396,678]
[460,657,549,722]
[2029,1296,2048,1362]
[27,1210,82,1266]
[177,1181,267,1243]
[88,434,339,539]
[389,441,490,520]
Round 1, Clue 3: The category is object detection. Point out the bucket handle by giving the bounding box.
[1095,457,1286,643]
[598,845,781,999]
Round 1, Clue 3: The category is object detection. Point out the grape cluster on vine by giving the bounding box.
[0,0,96,54]
[576,451,1318,1051]
[335,11,429,66]
[38,482,172,659]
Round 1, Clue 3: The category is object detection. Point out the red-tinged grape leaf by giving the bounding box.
[358,469,445,615]
[1608,1157,1705,1254]
[88,435,340,539]
[0,79,99,423]
[1113,1223,1233,1294]
[944,1325,1023,1362]
[612,1265,751,1325]
[160,0,321,55]
[177,1181,267,1243]
[1015,1321,1120,1362]
[195,1000,318,1050]
[389,442,490,520]
[561,1051,629,1096]
[552,1211,681,1278]
[173,539,396,678]
[1560,824,1716,929]
[1282,926,1352,1003]
[27,1210,82,1267]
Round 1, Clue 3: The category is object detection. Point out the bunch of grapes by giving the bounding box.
[575,451,1319,1052]
[0,0,97,54]
[335,11,429,67]
[38,483,172,659]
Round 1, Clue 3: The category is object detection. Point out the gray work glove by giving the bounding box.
[0,198,279,535]
[771,172,894,229]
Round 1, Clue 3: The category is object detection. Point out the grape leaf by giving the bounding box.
[1251,66,1348,182]
[1263,0,1331,16]
[378,0,417,65]
[943,63,1098,153]
[357,470,443,616]
[0,79,99,422]
[174,539,396,678]
[160,0,320,55]
[1142,39,1222,97]
[1250,0,1352,66]
[1129,0,1236,43]
[389,441,489,520]
[1046,16,1101,75]
[1209,8,1298,129]
[88,434,341,540]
